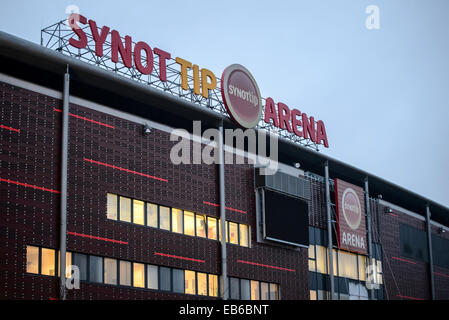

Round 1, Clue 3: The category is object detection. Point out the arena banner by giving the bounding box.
[334,179,367,254]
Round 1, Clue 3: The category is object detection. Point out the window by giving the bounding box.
[399,223,428,263]
[229,222,239,245]
[133,263,145,288]
[197,272,208,296]
[230,277,240,299]
[173,269,185,293]
[159,206,171,231]
[338,251,358,280]
[309,245,316,271]
[184,211,195,236]
[239,224,249,247]
[107,193,117,220]
[196,215,206,238]
[133,200,145,225]
[41,248,56,276]
[358,255,366,281]
[260,282,269,300]
[26,246,39,274]
[310,290,317,300]
[57,251,73,278]
[147,203,158,228]
[172,208,183,234]
[104,258,117,285]
[160,267,171,291]
[147,265,158,290]
[315,245,328,274]
[185,270,196,295]
[89,256,103,283]
[269,283,279,300]
[119,260,131,286]
[250,280,259,300]
[119,196,131,222]
[207,217,217,240]
[208,274,218,297]
[73,253,87,281]
[241,279,250,300]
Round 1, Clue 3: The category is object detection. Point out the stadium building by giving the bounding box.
[0,15,448,300]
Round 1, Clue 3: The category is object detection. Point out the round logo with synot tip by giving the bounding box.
[342,188,362,230]
[221,64,262,129]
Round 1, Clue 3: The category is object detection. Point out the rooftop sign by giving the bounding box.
[42,14,329,149]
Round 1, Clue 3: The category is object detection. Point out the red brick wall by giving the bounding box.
[0,80,308,300]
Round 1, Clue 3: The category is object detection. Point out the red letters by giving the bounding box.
[316,120,329,148]
[111,30,132,68]
[154,48,171,82]
[89,20,109,57]
[68,14,87,49]
[134,42,154,75]
[277,102,292,133]
[302,113,315,143]
[291,109,302,137]
[264,97,278,127]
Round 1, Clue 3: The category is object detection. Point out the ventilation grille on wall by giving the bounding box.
[255,168,311,200]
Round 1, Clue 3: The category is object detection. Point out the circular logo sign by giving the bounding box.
[342,188,362,230]
[221,64,262,129]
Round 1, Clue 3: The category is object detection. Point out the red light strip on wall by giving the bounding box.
[391,256,416,265]
[396,294,424,301]
[67,231,128,244]
[434,271,449,279]
[237,259,296,272]
[202,201,247,214]
[54,108,114,128]
[0,178,60,194]
[154,252,205,263]
[84,158,168,182]
[388,212,399,218]
[0,124,20,133]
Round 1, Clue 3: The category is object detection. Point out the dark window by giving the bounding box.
[160,267,171,291]
[89,256,103,283]
[432,234,449,269]
[173,269,185,293]
[399,224,428,263]
[73,253,88,281]
[230,277,240,299]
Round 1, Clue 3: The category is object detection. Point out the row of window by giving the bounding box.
[25,246,280,300]
[107,193,250,247]
[227,277,279,300]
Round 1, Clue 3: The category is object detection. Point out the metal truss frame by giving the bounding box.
[41,19,321,151]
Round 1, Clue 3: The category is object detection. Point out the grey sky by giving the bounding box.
[1,0,448,208]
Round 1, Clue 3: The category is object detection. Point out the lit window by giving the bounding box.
[173,268,185,293]
[147,265,158,290]
[107,193,117,220]
[197,272,208,296]
[119,260,131,286]
[196,215,206,238]
[184,211,195,236]
[208,274,218,297]
[241,279,250,300]
[104,258,117,285]
[58,251,72,278]
[133,200,145,225]
[73,253,87,281]
[119,196,131,222]
[41,248,56,276]
[160,267,171,291]
[260,282,269,300]
[229,222,239,245]
[147,203,158,228]
[376,260,383,284]
[358,255,366,281]
[250,280,260,300]
[269,283,279,300]
[185,270,196,295]
[239,224,249,247]
[89,255,103,283]
[26,245,39,274]
[172,208,183,234]
[133,263,145,288]
[309,245,316,271]
[310,290,317,300]
[338,251,358,280]
[315,245,328,274]
[207,217,217,240]
[230,277,240,299]
[159,206,170,231]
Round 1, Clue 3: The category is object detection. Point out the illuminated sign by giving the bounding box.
[334,179,367,254]
[67,14,329,147]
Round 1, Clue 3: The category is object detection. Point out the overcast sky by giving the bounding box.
[1,0,448,208]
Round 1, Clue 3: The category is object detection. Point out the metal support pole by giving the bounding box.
[324,161,335,300]
[426,204,435,300]
[218,121,228,300]
[364,177,375,300]
[59,65,70,300]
